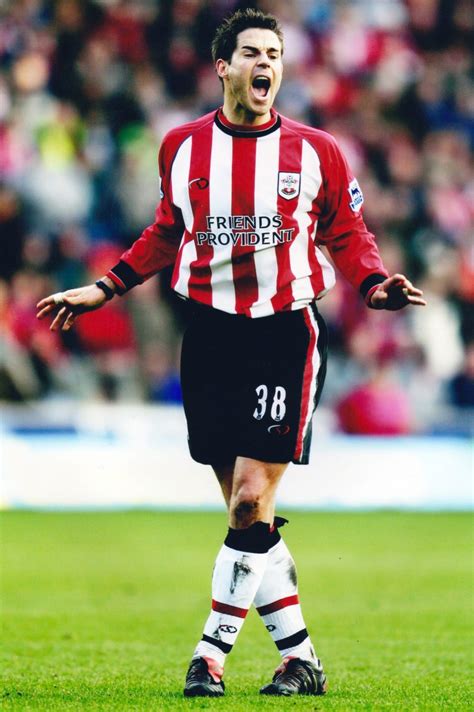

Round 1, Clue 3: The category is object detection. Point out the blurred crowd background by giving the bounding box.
[1,0,473,436]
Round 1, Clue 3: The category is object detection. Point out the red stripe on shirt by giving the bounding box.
[187,124,213,305]
[307,197,326,297]
[256,594,300,616]
[271,127,302,313]
[231,136,258,312]
[294,309,317,461]
[212,599,248,618]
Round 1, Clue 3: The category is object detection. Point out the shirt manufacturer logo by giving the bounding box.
[278,172,300,200]
[188,177,209,190]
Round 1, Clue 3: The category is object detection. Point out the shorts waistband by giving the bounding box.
[183,299,319,324]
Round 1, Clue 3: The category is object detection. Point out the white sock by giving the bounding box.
[193,522,272,668]
[254,536,318,663]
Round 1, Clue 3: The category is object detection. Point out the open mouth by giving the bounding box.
[252,76,271,99]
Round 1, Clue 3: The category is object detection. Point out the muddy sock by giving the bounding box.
[254,520,319,663]
[192,522,272,667]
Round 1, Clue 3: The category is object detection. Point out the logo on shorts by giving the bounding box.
[278,172,300,200]
[348,178,364,212]
[267,424,290,436]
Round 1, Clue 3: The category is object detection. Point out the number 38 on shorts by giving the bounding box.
[253,385,287,422]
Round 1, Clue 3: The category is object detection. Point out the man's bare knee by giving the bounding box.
[231,480,266,526]
[232,496,262,527]
[229,459,289,528]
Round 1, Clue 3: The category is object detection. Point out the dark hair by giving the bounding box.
[211,8,284,63]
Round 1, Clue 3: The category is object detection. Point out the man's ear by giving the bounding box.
[216,58,228,80]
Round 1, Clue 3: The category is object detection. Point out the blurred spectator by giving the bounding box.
[0,185,25,280]
[448,343,474,409]
[8,270,65,396]
[336,338,412,435]
[337,378,411,436]
[0,278,41,400]
[142,340,182,404]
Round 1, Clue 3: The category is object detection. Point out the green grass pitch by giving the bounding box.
[1,511,472,710]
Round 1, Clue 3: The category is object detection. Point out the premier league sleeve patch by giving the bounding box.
[348,178,364,212]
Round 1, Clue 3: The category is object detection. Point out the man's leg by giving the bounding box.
[254,523,327,695]
[215,463,327,696]
[184,457,287,697]
[212,461,233,507]
[215,463,322,665]
[254,521,316,659]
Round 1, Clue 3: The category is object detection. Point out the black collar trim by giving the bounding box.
[214,111,281,138]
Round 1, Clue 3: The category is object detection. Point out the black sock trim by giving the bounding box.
[275,628,308,651]
[202,634,233,654]
[225,521,272,553]
[269,516,288,548]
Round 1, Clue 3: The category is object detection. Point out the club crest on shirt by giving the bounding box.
[278,172,300,200]
[348,178,364,211]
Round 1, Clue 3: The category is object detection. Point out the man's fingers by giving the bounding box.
[37,297,78,322]
[402,286,423,296]
[50,306,68,331]
[36,303,57,320]
[385,273,406,287]
[406,295,427,306]
[41,292,67,306]
[37,284,105,329]
[402,284,426,306]
[36,293,70,319]
[369,274,426,309]
[63,311,78,330]
[50,307,81,331]
[37,290,82,309]
[36,296,53,310]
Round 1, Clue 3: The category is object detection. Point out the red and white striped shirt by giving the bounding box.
[108,108,387,317]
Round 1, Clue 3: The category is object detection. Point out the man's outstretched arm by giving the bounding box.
[316,136,426,312]
[36,276,116,331]
[37,131,186,331]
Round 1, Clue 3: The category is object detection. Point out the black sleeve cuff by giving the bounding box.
[107,260,143,295]
[359,273,387,300]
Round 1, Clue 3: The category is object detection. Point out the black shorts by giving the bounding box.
[180,302,328,466]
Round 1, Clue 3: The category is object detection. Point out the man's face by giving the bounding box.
[217,28,283,123]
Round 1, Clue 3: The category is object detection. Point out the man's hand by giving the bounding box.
[36,283,109,331]
[368,273,427,311]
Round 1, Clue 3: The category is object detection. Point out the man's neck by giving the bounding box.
[220,104,276,129]
[221,101,272,127]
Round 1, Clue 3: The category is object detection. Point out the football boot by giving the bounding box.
[183,656,225,697]
[260,656,328,696]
